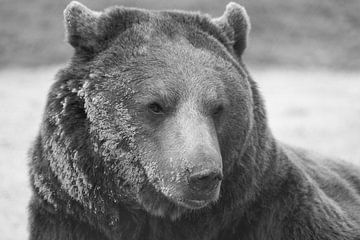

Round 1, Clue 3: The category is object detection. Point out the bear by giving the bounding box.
[28,1,360,240]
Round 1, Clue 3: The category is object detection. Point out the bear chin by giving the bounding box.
[137,183,212,220]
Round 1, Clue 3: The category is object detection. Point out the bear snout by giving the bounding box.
[182,166,223,204]
[179,145,223,204]
[188,169,223,193]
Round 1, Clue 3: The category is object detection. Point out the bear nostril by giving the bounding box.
[188,169,223,191]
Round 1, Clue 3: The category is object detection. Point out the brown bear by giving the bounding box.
[28,1,360,240]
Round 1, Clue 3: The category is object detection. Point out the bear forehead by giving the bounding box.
[135,41,231,98]
[97,6,226,45]
[95,7,235,67]
[86,8,244,107]
[94,38,236,106]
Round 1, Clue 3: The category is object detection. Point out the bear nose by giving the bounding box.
[188,169,223,192]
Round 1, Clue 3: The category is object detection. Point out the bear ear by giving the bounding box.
[64,1,101,51]
[212,2,251,57]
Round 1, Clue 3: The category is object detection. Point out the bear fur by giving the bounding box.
[28,1,360,240]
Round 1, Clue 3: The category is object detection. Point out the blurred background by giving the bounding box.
[0,0,359,239]
[2,0,360,69]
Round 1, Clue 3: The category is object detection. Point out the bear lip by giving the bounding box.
[176,198,209,209]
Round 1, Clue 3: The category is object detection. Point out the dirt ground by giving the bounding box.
[0,66,359,240]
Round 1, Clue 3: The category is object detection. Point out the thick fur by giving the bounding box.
[28,2,360,240]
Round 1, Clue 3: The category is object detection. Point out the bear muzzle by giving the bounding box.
[188,168,223,196]
[177,145,223,208]
[177,167,223,209]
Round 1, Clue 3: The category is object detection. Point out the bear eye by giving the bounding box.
[212,104,224,116]
[148,102,164,114]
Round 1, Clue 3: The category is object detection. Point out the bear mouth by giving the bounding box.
[176,198,210,209]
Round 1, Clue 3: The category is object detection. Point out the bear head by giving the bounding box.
[42,1,257,221]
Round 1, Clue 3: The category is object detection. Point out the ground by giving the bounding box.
[0,66,359,240]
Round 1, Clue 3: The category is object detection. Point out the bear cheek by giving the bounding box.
[220,86,255,173]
